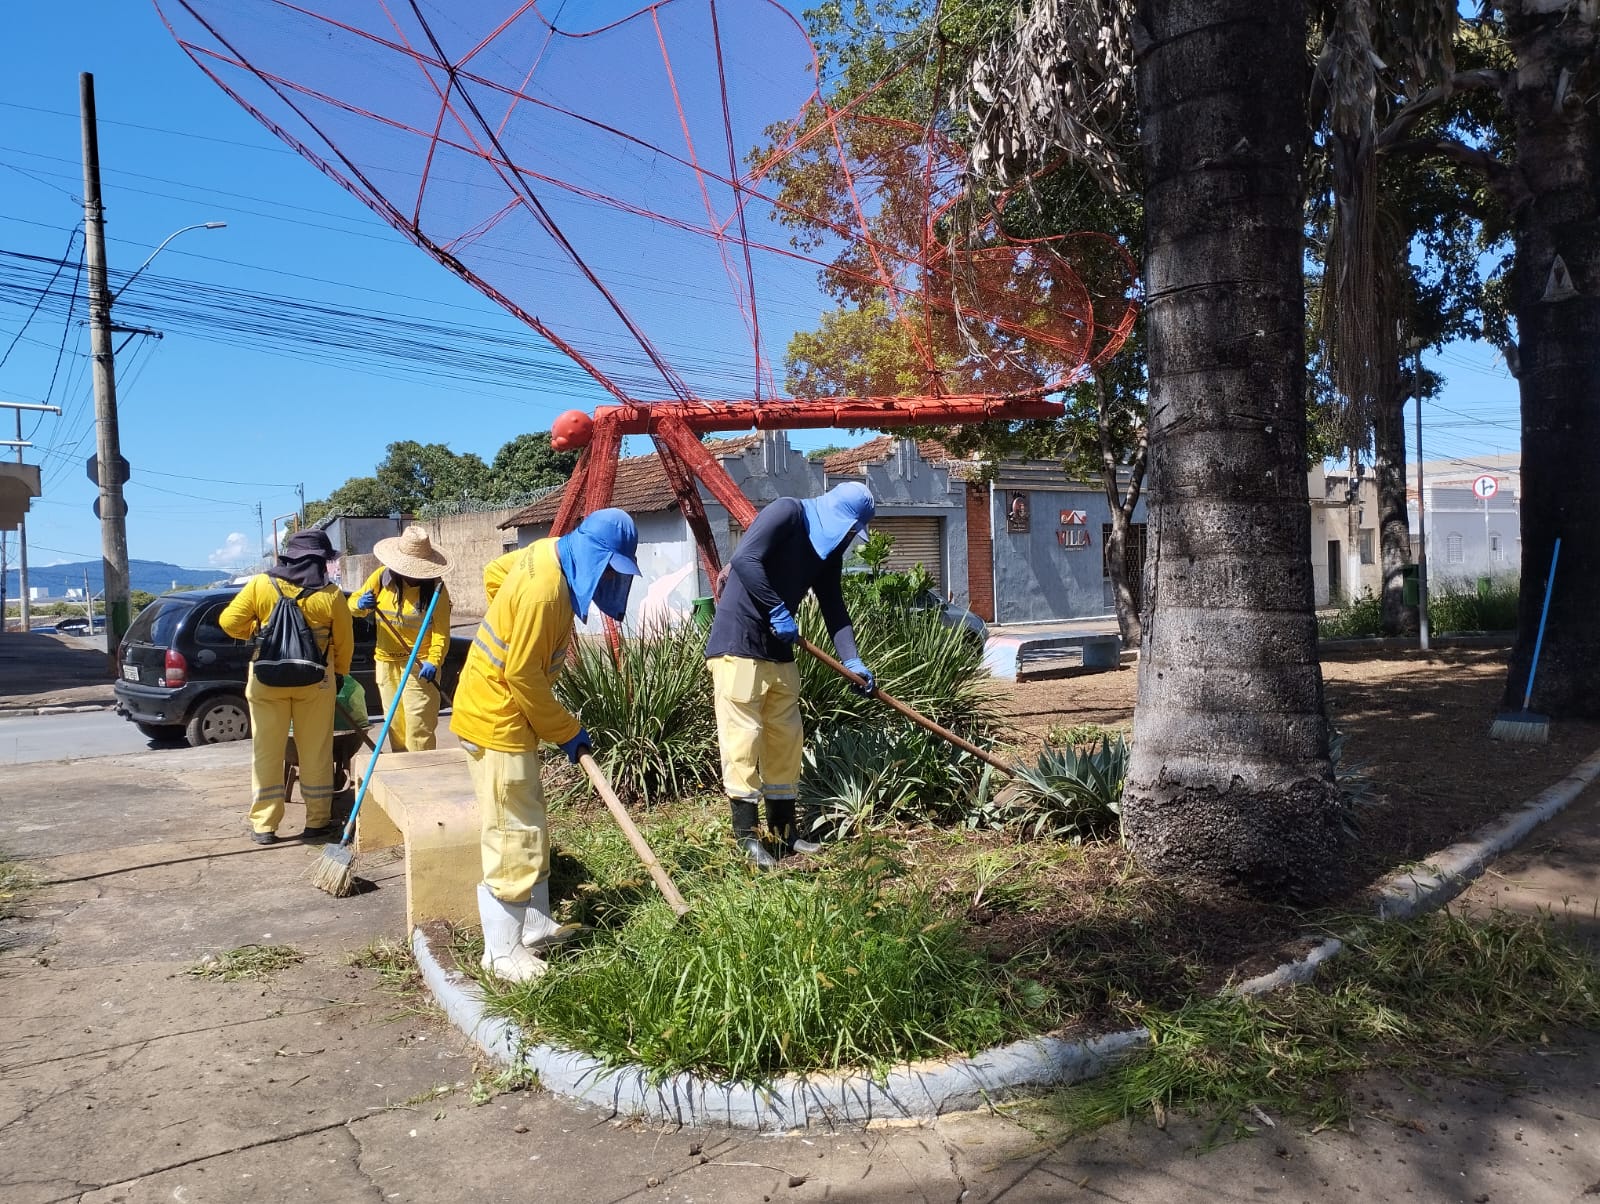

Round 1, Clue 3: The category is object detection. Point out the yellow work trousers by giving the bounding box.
[707,655,803,803]
[246,667,335,833]
[375,659,440,752]
[464,741,548,903]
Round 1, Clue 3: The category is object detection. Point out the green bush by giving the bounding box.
[1427,576,1519,633]
[554,622,718,806]
[1317,589,1383,639]
[495,858,1032,1081]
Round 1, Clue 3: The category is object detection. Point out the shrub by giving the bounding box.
[554,622,718,806]
[1427,575,1519,633]
[1317,589,1383,639]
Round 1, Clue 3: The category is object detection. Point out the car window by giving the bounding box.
[125,598,195,646]
[194,602,250,647]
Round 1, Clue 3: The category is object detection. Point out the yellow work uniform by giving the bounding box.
[220,574,354,835]
[350,570,452,752]
[707,655,803,803]
[450,540,580,902]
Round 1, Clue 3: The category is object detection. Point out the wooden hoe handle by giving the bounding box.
[578,751,692,917]
[796,636,1017,776]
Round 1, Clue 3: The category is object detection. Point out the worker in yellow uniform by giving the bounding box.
[220,528,354,845]
[451,508,642,982]
[348,525,452,751]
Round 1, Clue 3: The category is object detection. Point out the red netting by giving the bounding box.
[155,0,1135,412]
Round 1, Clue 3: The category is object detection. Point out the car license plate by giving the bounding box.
[121,664,140,683]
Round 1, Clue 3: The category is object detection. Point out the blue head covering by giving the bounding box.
[556,508,642,621]
[799,481,876,559]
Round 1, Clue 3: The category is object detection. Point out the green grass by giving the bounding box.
[0,852,35,922]
[1427,575,1520,633]
[1057,908,1600,1141]
[186,944,305,982]
[481,836,1046,1083]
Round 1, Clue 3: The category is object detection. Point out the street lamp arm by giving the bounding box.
[110,221,227,304]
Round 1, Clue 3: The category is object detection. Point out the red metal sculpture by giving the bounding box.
[157,0,1136,577]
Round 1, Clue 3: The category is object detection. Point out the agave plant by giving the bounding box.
[553,620,718,807]
[1004,735,1130,843]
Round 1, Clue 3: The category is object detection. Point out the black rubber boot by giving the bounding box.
[791,802,828,855]
[730,798,778,870]
[767,798,823,856]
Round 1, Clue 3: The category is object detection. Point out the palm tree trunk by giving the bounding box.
[1500,2,1600,719]
[1123,0,1345,900]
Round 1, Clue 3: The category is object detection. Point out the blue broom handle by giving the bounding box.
[337,584,443,846]
[1522,537,1561,710]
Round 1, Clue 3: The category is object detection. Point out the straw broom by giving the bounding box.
[311,586,442,896]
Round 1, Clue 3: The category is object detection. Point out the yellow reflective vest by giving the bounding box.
[349,569,452,666]
[219,574,354,676]
[448,540,580,753]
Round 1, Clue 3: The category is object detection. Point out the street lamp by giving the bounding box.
[111,221,227,303]
[81,71,227,666]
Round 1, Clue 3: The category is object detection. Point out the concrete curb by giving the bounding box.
[414,740,1600,1130]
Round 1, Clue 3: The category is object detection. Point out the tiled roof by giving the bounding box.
[499,434,764,528]
[821,435,980,480]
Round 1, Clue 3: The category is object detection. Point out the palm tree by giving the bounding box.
[970,0,1347,899]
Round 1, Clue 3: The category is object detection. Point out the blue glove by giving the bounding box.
[417,661,438,683]
[356,590,376,610]
[768,602,800,645]
[558,728,592,765]
[843,657,875,696]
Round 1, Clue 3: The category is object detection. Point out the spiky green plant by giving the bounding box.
[1005,736,1129,842]
[554,620,718,806]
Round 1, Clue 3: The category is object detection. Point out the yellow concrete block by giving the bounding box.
[354,748,480,933]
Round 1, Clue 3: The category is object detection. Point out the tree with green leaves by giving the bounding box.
[488,432,579,498]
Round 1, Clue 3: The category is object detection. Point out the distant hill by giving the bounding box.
[4,559,223,601]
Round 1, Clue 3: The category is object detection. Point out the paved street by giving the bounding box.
[0,710,167,765]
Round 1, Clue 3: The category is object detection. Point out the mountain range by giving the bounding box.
[3,558,222,601]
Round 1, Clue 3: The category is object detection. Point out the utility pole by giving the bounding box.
[81,72,131,668]
[255,502,265,565]
[296,482,306,525]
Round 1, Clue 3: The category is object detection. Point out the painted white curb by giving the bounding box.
[415,740,1600,1129]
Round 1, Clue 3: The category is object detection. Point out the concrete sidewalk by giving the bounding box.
[2,739,1599,1203]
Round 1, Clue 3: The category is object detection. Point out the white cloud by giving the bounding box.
[208,532,253,568]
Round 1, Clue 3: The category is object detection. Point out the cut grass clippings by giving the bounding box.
[187,944,304,982]
[1057,907,1600,1143]
[0,852,35,922]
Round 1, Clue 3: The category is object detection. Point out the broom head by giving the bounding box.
[309,841,357,897]
[1489,709,1549,744]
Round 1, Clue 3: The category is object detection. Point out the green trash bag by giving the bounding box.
[334,674,369,732]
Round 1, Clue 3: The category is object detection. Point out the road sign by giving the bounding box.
[93,495,128,519]
[86,452,131,487]
[1472,474,1498,500]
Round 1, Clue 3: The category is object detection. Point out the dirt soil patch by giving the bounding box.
[956,648,1600,1027]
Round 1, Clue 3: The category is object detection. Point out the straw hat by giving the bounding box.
[373,525,450,579]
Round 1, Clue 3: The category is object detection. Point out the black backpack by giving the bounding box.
[253,578,329,687]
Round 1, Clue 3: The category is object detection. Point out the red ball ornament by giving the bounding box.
[551,409,595,451]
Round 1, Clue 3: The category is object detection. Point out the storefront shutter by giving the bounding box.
[872,516,943,589]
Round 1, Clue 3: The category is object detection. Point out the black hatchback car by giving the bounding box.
[113,587,470,746]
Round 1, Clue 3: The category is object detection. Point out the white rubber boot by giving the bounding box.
[477,883,548,983]
[521,878,584,951]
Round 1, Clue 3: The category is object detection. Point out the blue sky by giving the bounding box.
[1,2,1521,574]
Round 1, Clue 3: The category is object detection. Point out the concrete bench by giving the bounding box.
[983,632,1122,680]
[353,747,481,933]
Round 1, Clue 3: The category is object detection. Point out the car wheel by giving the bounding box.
[135,722,185,742]
[186,693,251,746]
